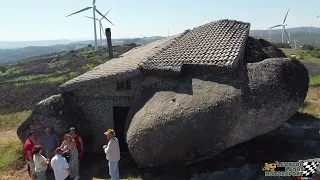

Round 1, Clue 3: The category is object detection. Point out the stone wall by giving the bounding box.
[72,76,141,153]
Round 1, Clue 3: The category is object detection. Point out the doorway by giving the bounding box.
[113,106,130,152]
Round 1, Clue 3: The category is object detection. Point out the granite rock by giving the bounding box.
[126,58,309,168]
[17,93,92,148]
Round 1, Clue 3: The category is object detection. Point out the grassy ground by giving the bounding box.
[281,48,320,63]
[310,75,320,86]
[0,110,32,130]
[0,111,29,178]
[0,141,24,171]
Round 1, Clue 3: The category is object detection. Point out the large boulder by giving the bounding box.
[17,93,93,150]
[126,58,309,168]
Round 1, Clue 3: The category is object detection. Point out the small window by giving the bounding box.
[116,80,131,91]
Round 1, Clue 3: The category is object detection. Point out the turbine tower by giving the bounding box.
[269,7,290,43]
[293,40,297,49]
[85,9,114,46]
[66,0,114,51]
[309,24,311,35]
[288,28,291,43]
[269,28,272,41]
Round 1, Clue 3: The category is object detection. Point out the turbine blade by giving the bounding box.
[100,9,112,20]
[283,7,290,24]
[101,23,106,37]
[93,0,96,5]
[95,9,115,26]
[85,16,99,20]
[269,24,282,29]
[66,7,92,17]
[318,15,320,18]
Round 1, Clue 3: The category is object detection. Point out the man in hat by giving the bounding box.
[103,129,120,180]
[41,127,59,160]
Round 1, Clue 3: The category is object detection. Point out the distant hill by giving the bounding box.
[250,27,320,48]
[0,39,74,49]
[0,44,136,114]
[4,27,320,64]
[0,36,165,64]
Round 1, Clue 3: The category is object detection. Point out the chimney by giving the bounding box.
[105,28,113,59]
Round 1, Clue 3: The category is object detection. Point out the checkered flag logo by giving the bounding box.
[302,161,320,177]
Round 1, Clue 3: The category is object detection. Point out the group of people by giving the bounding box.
[23,127,121,180]
[24,127,84,180]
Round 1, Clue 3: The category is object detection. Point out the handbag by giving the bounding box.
[62,152,70,163]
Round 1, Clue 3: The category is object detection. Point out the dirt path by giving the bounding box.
[0,128,19,146]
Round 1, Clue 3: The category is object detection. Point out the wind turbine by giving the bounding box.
[85,9,113,46]
[293,40,297,49]
[66,0,114,51]
[269,7,290,43]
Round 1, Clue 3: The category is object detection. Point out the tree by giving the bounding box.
[272,42,291,49]
[87,44,93,47]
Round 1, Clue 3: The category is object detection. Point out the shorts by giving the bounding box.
[26,161,36,175]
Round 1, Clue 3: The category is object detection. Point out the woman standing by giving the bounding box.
[32,145,49,180]
[60,134,80,180]
[69,127,84,166]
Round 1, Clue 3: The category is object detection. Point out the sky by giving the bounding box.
[1,0,320,41]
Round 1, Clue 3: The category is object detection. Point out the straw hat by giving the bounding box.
[104,129,116,136]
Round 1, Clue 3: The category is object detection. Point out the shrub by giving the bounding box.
[69,72,77,79]
[301,44,315,51]
[0,66,7,73]
[82,63,95,71]
[272,42,291,48]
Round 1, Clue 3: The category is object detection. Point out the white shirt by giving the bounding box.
[50,154,69,180]
[104,137,121,162]
[33,154,47,172]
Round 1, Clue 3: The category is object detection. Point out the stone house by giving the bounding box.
[18,18,309,168]
[58,19,250,153]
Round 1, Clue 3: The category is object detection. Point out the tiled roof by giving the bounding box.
[59,35,180,92]
[141,19,250,72]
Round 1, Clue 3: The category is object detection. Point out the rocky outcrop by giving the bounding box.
[244,36,287,63]
[17,93,93,149]
[126,58,309,168]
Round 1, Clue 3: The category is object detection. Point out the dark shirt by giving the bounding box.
[41,133,59,151]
